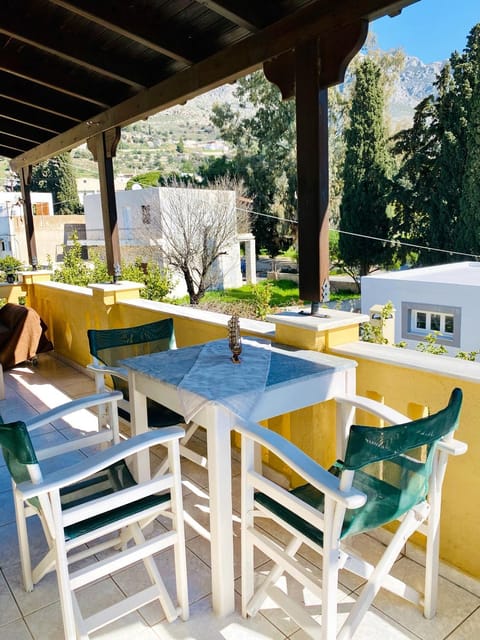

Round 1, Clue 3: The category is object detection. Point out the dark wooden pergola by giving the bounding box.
[0,0,419,307]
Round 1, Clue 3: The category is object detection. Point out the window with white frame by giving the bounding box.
[402,302,461,347]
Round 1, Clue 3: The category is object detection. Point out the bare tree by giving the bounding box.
[159,178,244,304]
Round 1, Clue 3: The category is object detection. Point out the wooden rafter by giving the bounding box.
[0,21,145,90]
[10,0,420,171]
[0,97,70,134]
[195,1,265,32]
[0,73,98,122]
[0,118,52,143]
[49,0,195,64]
[0,46,112,108]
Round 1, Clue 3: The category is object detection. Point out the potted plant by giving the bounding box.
[0,255,23,283]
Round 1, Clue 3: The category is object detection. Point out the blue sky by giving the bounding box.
[372,0,479,63]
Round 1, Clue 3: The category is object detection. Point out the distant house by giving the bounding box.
[0,191,55,263]
[361,262,480,355]
[84,186,244,297]
[76,176,128,205]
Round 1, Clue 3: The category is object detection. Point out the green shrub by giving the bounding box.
[122,258,174,301]
[415,332,448,356]
[89,250,111,283]
[252,281,273,320]
[52,232,90,285]
[0,255,23,277]
[360,301,394,344]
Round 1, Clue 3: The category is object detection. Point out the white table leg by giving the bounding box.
[205,405,235,616]
[128,370,150,482]
[0,363,4,400]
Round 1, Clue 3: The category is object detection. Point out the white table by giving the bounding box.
[122,339,356,617]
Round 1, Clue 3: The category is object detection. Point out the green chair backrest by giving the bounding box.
[0,420,40,486]
[338,387,463,538]
[87,318,176,399]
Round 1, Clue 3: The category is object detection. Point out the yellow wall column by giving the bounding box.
[263,308,368,470]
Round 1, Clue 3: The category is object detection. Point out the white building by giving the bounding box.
[361,262,480,355]
[84,186,244,297]
[0,192,54,262]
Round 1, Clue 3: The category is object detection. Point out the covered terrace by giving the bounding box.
[1,1,479,639]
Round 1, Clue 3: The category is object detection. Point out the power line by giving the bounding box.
[336,229,480,260]
[236,207,480,261]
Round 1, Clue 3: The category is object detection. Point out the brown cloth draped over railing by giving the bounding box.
[0,303,53,369]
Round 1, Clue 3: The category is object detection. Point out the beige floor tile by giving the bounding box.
[0,522,35,571]
[152,593,287,639]
[362,556,480,639]
[447,606,480,639]
[404,539,480,599]
[0,571,22,626]
[3,559,60,617]
[289,604,421,640]
[25,600,67,639]
[113,547,211,627]
[2,354,480,640]
[0,618,34,640]
[237,561,355,638]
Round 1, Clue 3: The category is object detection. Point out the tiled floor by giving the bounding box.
[1,354,479,639]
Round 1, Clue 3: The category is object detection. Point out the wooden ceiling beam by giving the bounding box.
[0,73,98,122]
[196,1,268,32]
[49,0,195,65]
[0,119,51,145]
[0,140,29,154]
[0,97,68,134]
[0,132,32,152]
[0,20,145,90]
[0,146,16,159]
[0,47,113,108]
[11,0,418,171]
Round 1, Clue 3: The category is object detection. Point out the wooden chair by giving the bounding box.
[236,389,466,640]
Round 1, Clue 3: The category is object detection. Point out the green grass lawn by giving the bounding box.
[173,279,359,319]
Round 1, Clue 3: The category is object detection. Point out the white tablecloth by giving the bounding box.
[177,338,271,422]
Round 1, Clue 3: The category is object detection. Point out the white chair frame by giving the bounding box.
[237,394,467,640]
[88,358,208,471]
[7,392,189,639]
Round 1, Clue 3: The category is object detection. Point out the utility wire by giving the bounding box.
[337,230,480,260]
[236,207,480,261]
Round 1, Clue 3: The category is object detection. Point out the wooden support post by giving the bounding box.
[87,128,121,276]
[295,40,330,306]
[19,165,37,268]
[265,21,368,311]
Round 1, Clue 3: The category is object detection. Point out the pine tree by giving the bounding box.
[210,71,297,255]
[393,24,480,264]
[456,25,480,255]
[30,152,81,215]
[339,58,394,277]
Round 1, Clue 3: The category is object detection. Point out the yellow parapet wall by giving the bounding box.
[23,272,480,580]
[333,341,480,581]
[25,275,273,367]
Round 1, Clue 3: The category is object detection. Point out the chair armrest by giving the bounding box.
[87,363,129,381]
[18,427,185,499]
[23,391,123,433]
[234,419,366,510]
[334,394,410,425]
[437,437,468,456]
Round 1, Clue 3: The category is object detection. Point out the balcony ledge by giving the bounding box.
[332,341,480,383]
[121,298,276,339]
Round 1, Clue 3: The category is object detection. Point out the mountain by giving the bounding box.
[389,56,444,126]
[70,53,444,179]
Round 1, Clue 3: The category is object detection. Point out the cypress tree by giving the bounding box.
[339,58,394,277]
[456,25,480,255]
[393,24,480,264]
[31,152,81,215]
